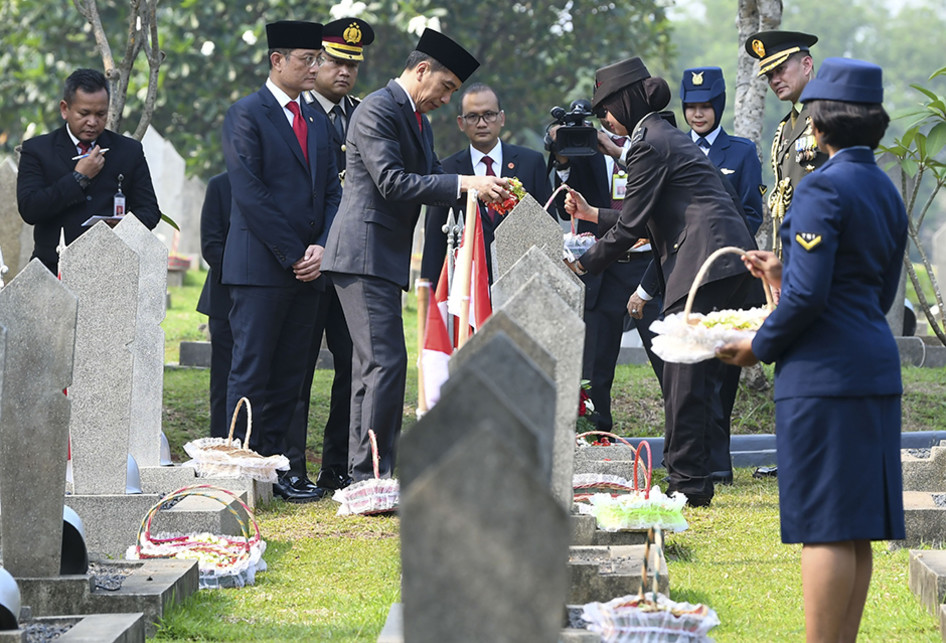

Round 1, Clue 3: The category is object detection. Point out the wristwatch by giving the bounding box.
[72,170,91,190]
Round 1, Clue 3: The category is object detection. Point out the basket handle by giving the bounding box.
[683,246,774,325]
[368,429,381,480]
[576,430,653,498]
[226,396,253,448]
[638,525,664,601]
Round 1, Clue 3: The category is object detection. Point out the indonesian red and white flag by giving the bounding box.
[420,259,452,409]
[447,211,492,332]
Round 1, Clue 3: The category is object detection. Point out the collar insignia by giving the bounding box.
[796,232,822,251]
[691,71,704,86]
[720,168,734,175]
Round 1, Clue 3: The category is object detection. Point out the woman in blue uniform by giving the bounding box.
[717,58,907,641]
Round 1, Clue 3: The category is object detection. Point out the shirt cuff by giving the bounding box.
[636,285,653,301]
[456,176,461,200]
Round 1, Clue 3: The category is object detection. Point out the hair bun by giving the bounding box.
[643,77,671,112]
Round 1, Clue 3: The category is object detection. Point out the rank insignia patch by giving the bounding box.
[796,232,822,251]
[692,71,704,86]
[720,168,734,175]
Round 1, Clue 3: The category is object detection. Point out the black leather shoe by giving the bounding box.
[316,468,353,491]
[753,466,778,479]
[710,470,734,485]
[686,494,712,508]
[274,473,325,503]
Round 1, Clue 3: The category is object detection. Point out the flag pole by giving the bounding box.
[443,208,458,342]
[415,278,431,415]
[455,190,477,347]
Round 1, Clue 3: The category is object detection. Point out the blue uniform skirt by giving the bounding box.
[775,395,905,544]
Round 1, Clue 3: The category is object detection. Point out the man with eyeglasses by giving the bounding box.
[294,17,373,495]
[322,29,509,483]
[421,83,552,283]
[221,20,341,503]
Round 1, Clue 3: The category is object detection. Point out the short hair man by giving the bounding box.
[222,20,341,503]
[322,29,509,482]
[17,68,161,273]
[745,30,827,257]
[296,17,374,493]
[420,83,552,283]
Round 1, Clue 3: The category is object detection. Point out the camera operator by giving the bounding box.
[548,100,664,434]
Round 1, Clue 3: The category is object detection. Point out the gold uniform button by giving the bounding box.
[341,144,347,152]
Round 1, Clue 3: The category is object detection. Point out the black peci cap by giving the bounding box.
[322,18,374,61]
[266,20,323,50]
[591,57,651,111]
[745,30,818,76]
[415,28,479,83]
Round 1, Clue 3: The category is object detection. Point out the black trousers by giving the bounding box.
[226,283,319,473]
[662,272,753,499]
[208,315,234,439]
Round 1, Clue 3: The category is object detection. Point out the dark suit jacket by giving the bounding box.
[580,114,755,313]
[304,92,360,177]
[705,129,764,234]
[221,84,341,287]
[17,125,161,272]
[322,80,458,290]
[420,141,552,282]
[197,172,232,318]
[753,148,907,398]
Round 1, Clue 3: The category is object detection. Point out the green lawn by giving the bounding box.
[157,271,944,642]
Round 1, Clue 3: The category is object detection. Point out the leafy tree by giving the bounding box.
[879,66,946,345]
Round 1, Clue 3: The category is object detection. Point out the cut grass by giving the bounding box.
[158,272,945,641]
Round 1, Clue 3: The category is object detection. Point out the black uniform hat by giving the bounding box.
[415,28,479,83]
[591,57,651,111]
[745,30,818,76]
[266,20,323,50]
[322,18,374,61]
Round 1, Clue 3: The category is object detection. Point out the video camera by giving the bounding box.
[544,99,599,157]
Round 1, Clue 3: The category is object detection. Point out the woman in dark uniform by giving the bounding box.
[565,57,757,507]
[717,58,907,641]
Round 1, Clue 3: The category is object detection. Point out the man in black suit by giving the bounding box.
[196,172,232,439]
[17,68,161,273]
[549,120,664,433]
[420,83,552,283]
[322,29,508,482]
[222,20,341,503]
[295,17,374,493]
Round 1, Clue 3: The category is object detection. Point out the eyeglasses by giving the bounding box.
[286,52,319,69]
[461,111,501,125]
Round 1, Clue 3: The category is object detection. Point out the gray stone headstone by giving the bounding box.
[447,330,555,464]
[934,222,946,300]
[115,216,168,468]
[0,260,77,577]
[492,244,584,316]
[498,276,584,509]
[0,158,29,278]
[61,223,139,495]
[400,366,550,491]
[401,428,569,643]
[491,192,570,282]
[453,309,556,382]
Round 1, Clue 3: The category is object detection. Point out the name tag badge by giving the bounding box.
[612,170,627,200]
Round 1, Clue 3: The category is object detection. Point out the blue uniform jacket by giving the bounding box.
[752,147,907,399]
[706,128,764,234]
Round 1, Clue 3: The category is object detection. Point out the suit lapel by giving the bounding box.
[388,80,426,152]
[500,142,518,178]
[262,88,309,172]
[56,126,79,170]
[708,129,730,167]
[301,101,320,187]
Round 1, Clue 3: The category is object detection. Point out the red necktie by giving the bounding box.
[77,141,91,155]
[287,101,309,163]
[415,110,423,133]
[482,155,499,222]
[610,136,627,211]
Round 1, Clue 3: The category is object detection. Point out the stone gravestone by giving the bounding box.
[934,221,946,302]
[0,157,30,279]
[497,276,584,510]
[491,192,578,285]
[61,223,139,495]
[400,427,569,643]
[0,260,77,577]
[115,215,168,468]
[492,244,584,316]
[399,363,553,490]
[453,309,556,383]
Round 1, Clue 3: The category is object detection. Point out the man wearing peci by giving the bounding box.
[17,68,161,274]
[322,29,510,483]
[295,17,374,494]
[744,30,827,258]
[222,20,341,503]
[420,82,552,284]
